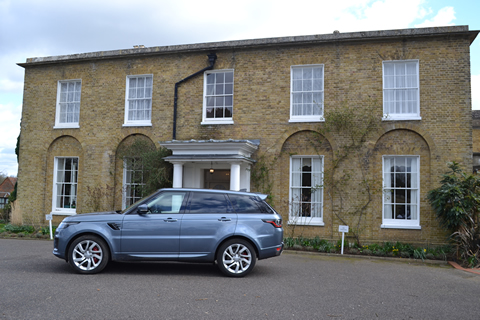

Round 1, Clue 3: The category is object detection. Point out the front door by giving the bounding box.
[204,169,230,190]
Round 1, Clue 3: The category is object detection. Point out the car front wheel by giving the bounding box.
[217,239,256,277]
[68,235,109,274]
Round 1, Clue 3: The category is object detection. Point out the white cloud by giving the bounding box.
[472,74,480,110]
[415,6,456,28]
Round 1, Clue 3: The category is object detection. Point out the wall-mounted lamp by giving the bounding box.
[209,162,214,174]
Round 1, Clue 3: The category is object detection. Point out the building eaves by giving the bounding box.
[17,26,478,68]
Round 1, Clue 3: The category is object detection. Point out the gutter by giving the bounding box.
[173,53,217,140]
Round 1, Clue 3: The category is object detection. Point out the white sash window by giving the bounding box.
[382,156,420,229]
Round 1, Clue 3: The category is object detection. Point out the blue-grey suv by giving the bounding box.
[53,188,283,277]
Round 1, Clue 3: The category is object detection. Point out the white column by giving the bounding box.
[230,162,241,191]
[172,162,184,188]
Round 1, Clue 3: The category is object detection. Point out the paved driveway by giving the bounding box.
[1,238,479,319]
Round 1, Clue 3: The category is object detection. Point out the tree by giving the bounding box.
[427,162,480,268]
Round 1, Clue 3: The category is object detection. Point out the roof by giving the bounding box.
[17,26,478,67]
[0,177,16,198]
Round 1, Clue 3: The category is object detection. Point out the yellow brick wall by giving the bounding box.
[17,32,473,245]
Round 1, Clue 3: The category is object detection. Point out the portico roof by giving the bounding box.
[160,139,259,163]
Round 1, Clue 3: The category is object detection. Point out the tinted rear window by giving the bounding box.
[228,194,274,214]
[188,192,232,214]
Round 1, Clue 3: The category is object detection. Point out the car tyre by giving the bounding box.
[68,235,109,274]
[217,238,256,277]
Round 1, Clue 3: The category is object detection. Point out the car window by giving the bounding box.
[146,191,187,214]
[188,192,232,214]
[228,194,274,213]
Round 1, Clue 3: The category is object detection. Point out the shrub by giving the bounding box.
[427,162,480,268]
[3,224,35,234]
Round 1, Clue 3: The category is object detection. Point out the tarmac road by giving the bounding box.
[1,238,479,320]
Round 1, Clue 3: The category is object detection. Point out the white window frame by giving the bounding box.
[382,60,421,121]
[289,155,324,226]
[289,64,324,123]
[54,80,81,129]
[382,155,421,229]
[124,75,153,127]
[52,157,78,216]
[201,69,234,125]
[122,157,146,210]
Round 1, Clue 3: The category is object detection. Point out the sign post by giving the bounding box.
[338,225,349,254]
[45,214,53,240]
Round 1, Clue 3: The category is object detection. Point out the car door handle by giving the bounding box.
[218,217,231,222]
[164,218,178,222]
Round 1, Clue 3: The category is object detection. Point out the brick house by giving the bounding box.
[0,177,17,210]
[16,26,478,245]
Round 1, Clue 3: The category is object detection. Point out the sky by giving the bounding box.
[0,0,479,176]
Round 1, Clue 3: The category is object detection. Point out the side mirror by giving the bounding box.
[137,204,149,215]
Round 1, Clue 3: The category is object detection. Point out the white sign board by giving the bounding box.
[45,214,54,240]
[338,225,349,255]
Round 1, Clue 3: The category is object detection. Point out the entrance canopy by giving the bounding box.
[160,139,259,191]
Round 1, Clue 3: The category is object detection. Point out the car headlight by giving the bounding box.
[57,221,80,230]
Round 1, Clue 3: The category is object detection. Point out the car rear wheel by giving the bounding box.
[68,235,109,274]
[217,239,256,277]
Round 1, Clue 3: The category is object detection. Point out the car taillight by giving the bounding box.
[262,219,282,228]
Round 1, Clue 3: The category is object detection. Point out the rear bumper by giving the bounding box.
[259,242,284,260]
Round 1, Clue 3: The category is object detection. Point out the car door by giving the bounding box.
[179,191,237,260]
[120,191,188,259]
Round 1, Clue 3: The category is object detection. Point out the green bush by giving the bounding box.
[427,162,480,268]
[283,236,453,261]
[3,224,35,234]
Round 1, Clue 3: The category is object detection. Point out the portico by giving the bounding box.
[160,139,259,191]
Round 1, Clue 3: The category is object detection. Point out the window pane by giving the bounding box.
[224,72,233,83]
[225,84,233,95]
[206,73,215,84]
[215,96,224,107]
[147,192,187,214]
[206,97,214,107]
[303,79,312,91]
[228,194,262,213]
[189,192,230,213]
[206,108,214,118]
[215,107,224,118]
[215,84,224,95]
[216,73,224,83]
[206,84,215,96]
[225,96,233,106]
